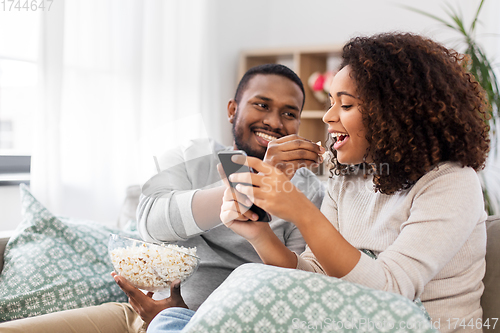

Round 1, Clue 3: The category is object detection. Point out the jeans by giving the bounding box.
[147,307,195,333]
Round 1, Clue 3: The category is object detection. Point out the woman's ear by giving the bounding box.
[227,99,237,124]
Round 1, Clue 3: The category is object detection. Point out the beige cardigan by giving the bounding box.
[297,162,487,333]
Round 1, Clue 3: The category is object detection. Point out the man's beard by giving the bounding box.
[232,117,266,160]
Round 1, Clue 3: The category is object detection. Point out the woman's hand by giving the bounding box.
[228,156,311,224]
[218,158,307,269]
[112,272,188,326]
[218,162,278,243]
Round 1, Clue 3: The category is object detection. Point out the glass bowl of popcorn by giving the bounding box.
[108,234,200,293]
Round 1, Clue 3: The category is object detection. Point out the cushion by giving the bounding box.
[482,215,500,330]
[0,184,140,322]
[182,263,437,332]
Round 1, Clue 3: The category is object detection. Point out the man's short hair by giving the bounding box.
[234,64,305,110]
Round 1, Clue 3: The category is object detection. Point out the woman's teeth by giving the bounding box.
[256,132,278,142]
[331,132,349,143]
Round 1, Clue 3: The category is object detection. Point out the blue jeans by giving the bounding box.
[147,307,195,333]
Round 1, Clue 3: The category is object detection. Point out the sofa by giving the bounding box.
[0,184,499,331]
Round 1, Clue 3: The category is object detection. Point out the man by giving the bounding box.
[118,63,325,322]
[0,64,324,332]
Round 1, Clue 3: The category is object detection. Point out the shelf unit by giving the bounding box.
[239,45,343,144]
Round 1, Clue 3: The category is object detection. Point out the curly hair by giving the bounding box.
[331,32,490,194]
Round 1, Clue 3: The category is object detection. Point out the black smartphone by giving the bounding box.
[218,150,271,222]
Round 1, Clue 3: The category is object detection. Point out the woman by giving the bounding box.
[221,32,490,332]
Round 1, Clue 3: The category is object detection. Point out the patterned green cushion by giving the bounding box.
[0,184,139,322]
[183,263,438,333]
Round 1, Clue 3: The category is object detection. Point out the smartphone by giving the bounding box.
[218,150,271,222]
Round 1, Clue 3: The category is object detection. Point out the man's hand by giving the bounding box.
[263,134,325,179]
[112,272,188,326]
[217,163,257,221]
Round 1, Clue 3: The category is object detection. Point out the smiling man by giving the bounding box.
[229,67,324,178]
[230,72,303,160]
[131,64,325,325]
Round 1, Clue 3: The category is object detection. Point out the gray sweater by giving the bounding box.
[297,162,487,333]
[137,138,325,309]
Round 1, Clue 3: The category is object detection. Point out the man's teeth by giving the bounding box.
[256,132,278,142]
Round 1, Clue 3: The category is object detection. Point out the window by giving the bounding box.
[0,59,38,153]
[0,9,40,182]
[0,10,40,155]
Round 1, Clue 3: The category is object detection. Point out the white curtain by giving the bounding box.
[32,0,221,226]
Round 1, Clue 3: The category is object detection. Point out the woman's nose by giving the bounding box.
[323,105,339,124]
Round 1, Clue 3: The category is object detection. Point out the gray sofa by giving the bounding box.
[0,196,499,330]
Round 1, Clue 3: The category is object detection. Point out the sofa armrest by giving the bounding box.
[0,230,14,274]
[482,216,500,331]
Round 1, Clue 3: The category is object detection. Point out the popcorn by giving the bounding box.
[110,243,199,292]
[316,141,330,161]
